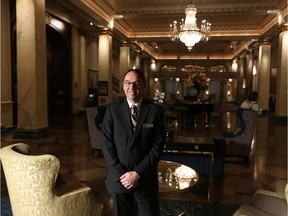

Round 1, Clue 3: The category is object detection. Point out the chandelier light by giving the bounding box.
[170,4,211,51]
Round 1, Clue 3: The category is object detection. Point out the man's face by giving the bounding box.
[123,71,145,103]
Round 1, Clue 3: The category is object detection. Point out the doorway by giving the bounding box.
[46,26,71,116]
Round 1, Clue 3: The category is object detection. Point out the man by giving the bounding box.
[101,69,165,216]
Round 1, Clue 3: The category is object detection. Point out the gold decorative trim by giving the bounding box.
[260,39,271,45]
[99,28,113,36]
[279,23,288,33]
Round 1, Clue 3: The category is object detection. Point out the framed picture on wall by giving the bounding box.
[98,81,108,96]
[88,69,98,89]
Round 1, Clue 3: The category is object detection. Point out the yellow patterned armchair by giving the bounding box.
[0,143,103,216]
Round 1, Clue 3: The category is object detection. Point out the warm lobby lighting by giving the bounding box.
[170,5,211,51]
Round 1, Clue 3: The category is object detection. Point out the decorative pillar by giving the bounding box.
[252,58,259,91]
[71,26,81,114]
[237,56,245,102]
[119,41,130,97]
[275,23,288,117]
[257,39,271,111]
[135,51,142,69]
[79,32,87,108]
[246,50,254,96]
[1,0,13,129]
[98,29,113,104]
[143,58,150,99]
[15,0,48,137]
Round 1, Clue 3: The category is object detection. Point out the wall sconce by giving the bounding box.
[151,59,156,71]
[227,90,231,96]
[242,79,246,88]
[267,9,285,25]
[228,79,232,82]
[176,78,180,82]
[253,65,257,75]
[108,19,114,29]
[154,78,158,82]
[232,60,238,72]
[278,13,284,25]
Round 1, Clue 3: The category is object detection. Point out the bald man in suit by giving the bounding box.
[101,69,165,216]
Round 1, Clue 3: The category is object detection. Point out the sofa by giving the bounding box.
[233,184,288,216]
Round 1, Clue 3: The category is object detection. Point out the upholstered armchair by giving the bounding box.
[0,143,103,216]
[224,109,257,158]
[233,184,288,216]
[86,106,106,154]
[86,106,102,151]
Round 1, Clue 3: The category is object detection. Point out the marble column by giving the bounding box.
[252,58,259,92]
[246,50,254,96]
[119,41,130,97]
[98,29,113,104]
[135,51,142,69]
[237,56,245,102]
[71,26,81,114]
[79,33,87,108]
[15,0,48,137]
[143,58,150,99]
[257,39,271,111]
[1,0,13,129]
[275,23,288,117]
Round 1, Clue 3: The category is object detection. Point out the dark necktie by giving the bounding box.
[131,105,138,132]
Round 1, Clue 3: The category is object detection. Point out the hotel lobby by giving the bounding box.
[1,0,287,215]
[1,105,287,215]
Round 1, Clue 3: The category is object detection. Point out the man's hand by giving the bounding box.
[120,171,140,189]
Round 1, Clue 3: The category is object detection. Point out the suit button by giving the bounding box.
[128,164,134,170]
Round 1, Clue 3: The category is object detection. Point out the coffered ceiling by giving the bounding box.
[46,0,287,60]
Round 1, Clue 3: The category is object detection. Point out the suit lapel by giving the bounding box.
[133,99,150,141]
[120,100,134,137]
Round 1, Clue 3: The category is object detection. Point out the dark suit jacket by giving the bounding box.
[101,98,165,194]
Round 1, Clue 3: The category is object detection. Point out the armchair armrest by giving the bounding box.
[57,186,103,216]
[251,189,287,216]
[58,185,91,198]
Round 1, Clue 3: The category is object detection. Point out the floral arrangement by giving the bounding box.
[187,72,208,95]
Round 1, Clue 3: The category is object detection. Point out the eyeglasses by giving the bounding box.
[123,81,143,88]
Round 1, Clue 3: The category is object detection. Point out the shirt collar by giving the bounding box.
[127,98,143,111]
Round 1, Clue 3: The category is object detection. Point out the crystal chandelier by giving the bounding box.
[170,4,211,52]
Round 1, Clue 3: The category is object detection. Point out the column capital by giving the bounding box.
[247,49,254,54]
[120,40,131,47]
[279,23,288,33]
[136,50,142,54]
[259,38,271,45]
[239,55,246,60]
[99,28,113,36]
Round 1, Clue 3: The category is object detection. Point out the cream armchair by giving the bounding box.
[0,143,103,216]
[233,184,288,216]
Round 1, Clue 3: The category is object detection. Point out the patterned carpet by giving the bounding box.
[159,199,239,216]
[1,196,239,216]
[1,197,12,216]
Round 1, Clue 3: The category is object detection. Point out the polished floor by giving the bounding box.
[1,103,287,215]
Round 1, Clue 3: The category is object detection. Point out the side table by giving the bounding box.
[161,136,225,203]
[158,160,199,194]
